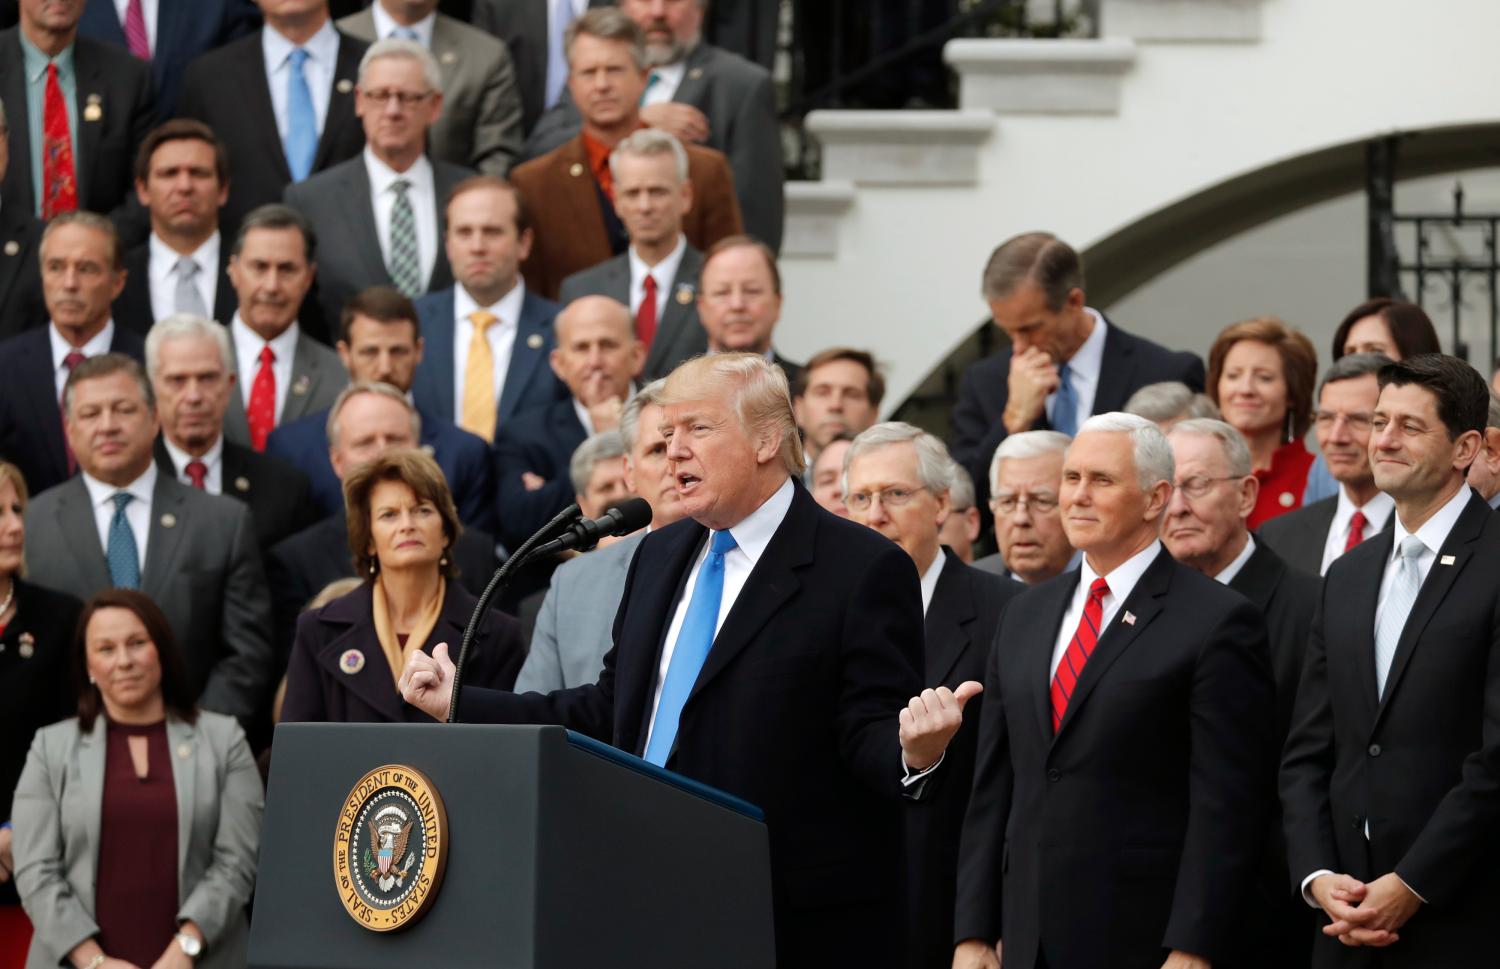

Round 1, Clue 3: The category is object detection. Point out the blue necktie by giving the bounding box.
[284,48,317,182]
[545,0,574,109]
[106,493,141,589]
[644,530,738,766]
[1052,362,1077,437]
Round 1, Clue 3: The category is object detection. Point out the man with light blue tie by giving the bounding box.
[1281,353,1500,968]
[178,0,368,241]
[400,352,977,965]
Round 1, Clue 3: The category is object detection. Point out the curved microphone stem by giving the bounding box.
[445,503,580,723]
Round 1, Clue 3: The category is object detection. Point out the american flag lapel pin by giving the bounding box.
[1123,611,1136,626]
[1440,554,1456,566]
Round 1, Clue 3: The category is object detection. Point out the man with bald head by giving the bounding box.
[493,293,644,548]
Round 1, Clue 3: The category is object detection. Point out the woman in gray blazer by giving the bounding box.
[13,590,263,969]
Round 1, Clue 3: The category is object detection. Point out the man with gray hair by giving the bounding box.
[559,129,709,380]
[955,412,1274,969]
[951,232,1205,515]
[1162,417,1319,968]
[842,420,1022,969]
[285,37,474,326]
[1124,380,1220,430]
[938,462,982,563]
[146,313,314,550]
[1464,393,1500,509]
[0,95,47,338]
[973,429,1077,584]
[568,430,629,520]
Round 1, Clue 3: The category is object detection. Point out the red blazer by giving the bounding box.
[510,134,743,300]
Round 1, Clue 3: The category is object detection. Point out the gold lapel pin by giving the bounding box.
[18,632,35,659]
[1123,611,1136,626]
[292,375,310,396]
[568,162,584,177]
[234,476,250,493]
[675,285,694,305]
[440,50,457,65]
[3,241,18,257]
[527,333,544,350]
[1440,554,1456,566]
[177,744,191,759]
[83,96,103,122]
[160,512,177,529]
[336,78,354,94]
[689,67,703,80]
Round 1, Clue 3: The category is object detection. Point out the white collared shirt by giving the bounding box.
[628,235,687,324]
[50,321,115,400]
[453,282,524,419]
[919,549,946,615]
[262,19,339,143]
[1050,539,1160,678]
[642,60,687,106]
[645,476,796,745]
[160,434,224,495]
[80,463,157,570]
[365,148,438,289]
[230,314,300,425]
[370,3,436,45]
[1049,307,1107,429]
[1320,487,1396,576]
[1213,535,1256,586]
[111,0,158,52]
[148,231,220,325]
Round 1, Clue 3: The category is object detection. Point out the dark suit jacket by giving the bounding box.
[0,324,145,496]
[1257,494,1396,578]
[907,550,1021,969]
[772,349,803,389]
[492,395,587,550]
[264,403,497,534]
[955,549,1275,969]
[0,200,44,339]
[469,0,611,136]
[152,435,315,550]
[78,0,261,117]
[0,28,155,221]
[510,133,743,300]
[411,285,566,429]
[559,244,707,381]
[23,473,274,724]
[266,511,499,674]
[521,42,783,250]
[460,483,925,963]
[281,580,523,724]
[0,579,80,907]
[112,237,238,336]
[283,155,470,326]
[950,318,1206,508]
[177,28,367,239]
[1280,490,1500,968]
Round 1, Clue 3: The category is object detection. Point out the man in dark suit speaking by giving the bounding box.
[954,412,1275,969]
[401,352,976,965]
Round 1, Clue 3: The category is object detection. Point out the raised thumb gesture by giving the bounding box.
[899,681,984,771]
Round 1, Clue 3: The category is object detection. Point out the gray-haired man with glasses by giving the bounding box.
[972,429,1078,584]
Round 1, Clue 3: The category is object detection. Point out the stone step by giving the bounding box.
[805,110,997,186]
[783,182,857,258]
[944,38,1137,115]
[1102,0,1263,42]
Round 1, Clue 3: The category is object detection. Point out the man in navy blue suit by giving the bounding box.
[266,285,495,533]
[412,174,566,442]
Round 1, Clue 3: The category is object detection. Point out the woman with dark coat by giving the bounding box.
[280,449,524,724]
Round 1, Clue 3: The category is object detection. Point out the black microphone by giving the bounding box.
[523,497,653,560]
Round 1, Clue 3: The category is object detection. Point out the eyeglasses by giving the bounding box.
[1173,475,1240,499]
[362,88,435,107]
[991,492,1059,515]
[845,486,926,512]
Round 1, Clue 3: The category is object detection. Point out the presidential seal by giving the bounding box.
[333,764,448,932]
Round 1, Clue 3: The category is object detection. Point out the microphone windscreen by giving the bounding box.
[605,497,653,535]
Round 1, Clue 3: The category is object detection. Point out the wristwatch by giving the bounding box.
[174,932,203,959]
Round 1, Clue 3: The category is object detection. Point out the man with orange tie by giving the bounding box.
[953,412,1275,969]
[221,204,346,452]
[1260,353,1396,576]
[558,128,707,382]
[0,0,155,224]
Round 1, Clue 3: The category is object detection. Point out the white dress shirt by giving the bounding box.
[453,282,524,419]
[80,463,157,571]
[919,550,946,615]
[1048,307,1107,430]
[370,3,436,45]
[161,434,224,495]
[111,0,158,52]
[1050,539,1160,679]
[230,314,301,425]
[642,60,687,106]
[645,477,796,745]
[148,232,220,325]
[49,321,115,400]
[365,148,438,288]
[262,20,339,143]
[1320,487,1396,576]
[629,234,686,324]
[1213,535,1256,586]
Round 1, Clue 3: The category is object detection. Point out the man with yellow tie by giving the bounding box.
[411,174,568,444]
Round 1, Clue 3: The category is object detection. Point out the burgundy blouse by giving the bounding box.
[95,719,178,967]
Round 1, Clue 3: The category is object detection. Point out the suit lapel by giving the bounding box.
[427,164,460,290]
[282,333,326,423]
[212,250,237,324]
[315,34,362,172]
[1026,573,1078,742]
[240,35,291,182]
[166,716,197,883]
[343,162,388,283]
[420,290,457,422]
[1227,542,1281,613]
[617,522,705,755]
[0,33,35,214]
[924,550,976,685]
[17,331,70,480]
[1341,533,1389,727]
[1089,318,1137,415]
[0,210,27,309]
[153,0,191,92]
[76,717,107,912]
[54,478,112,589]
[498,294,551,423]
[645,247,700,377]
[557,137,610,254]
[72,43,105,206]
[671,44,712,109]
[142,476,189,593]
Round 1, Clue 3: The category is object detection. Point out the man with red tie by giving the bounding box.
[1260,353,1395,576]
[953,412,1275,969]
